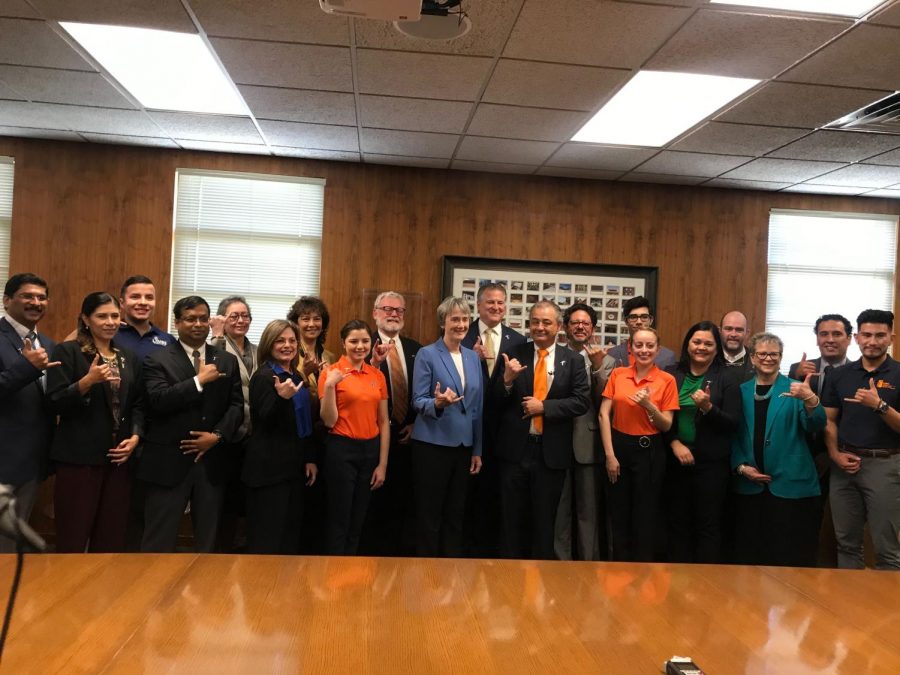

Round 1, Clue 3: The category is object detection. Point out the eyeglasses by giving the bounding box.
[626,313,651,322]
[178,316,210,325]
[568,320,594,327]
[376,306,406,316]
[754,352,781,361]
[226,313,252,322]
[14,292,48,302]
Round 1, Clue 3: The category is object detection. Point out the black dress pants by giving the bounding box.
[324,434,379,555]
[412,440,471,557]
[733,490,821,567]
[246,477,304,554]
[666,455,731,563]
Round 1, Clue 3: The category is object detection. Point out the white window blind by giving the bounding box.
[171,169,325,342]
[0,157,13,286]
[766,208,898,370]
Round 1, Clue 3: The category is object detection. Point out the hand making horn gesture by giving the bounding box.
[501,353,527,385]
[787,372,818,402]
[690,383,712,413]
[370,338,393,367]
[472,336,488,361]
[324,366,346,388]
[844,377,883,410]
[629,386,653,409]
[794,352,818,380]
[273,375,303,399]
[434,381,464,409]
[21,337,60,370]
[301,351,324,377]
[583,341,609,370]
[85,353,119,386]
[197,361,223,386]
[209,314,227,338]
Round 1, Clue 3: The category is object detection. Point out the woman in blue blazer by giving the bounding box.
[732,332,825,567]
[411,296,483,557]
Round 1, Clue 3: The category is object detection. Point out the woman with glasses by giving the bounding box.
[664,321,742,563]
[732,332,824,567]
[599,327,679,561]
[47,292,144,552]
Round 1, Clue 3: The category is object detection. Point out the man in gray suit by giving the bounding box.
[554,303,615,560]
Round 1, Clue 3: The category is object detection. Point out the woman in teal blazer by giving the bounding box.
[732,332,824,567]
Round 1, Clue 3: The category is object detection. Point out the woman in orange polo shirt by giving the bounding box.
[600,327,679,562]
[319,319,390,555]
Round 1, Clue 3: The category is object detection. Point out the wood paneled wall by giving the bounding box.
[2,136,899,354]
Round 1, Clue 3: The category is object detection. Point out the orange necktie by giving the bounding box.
[533,348,548,433]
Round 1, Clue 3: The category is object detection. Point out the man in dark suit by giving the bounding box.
[139,295,244,553]
[0,272,58,551]
[491,300,591,559]
[461,282,526,556]
[360,291,422,555]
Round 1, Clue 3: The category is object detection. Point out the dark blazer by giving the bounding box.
[46,341,144,466]
[462,322,527,382]
[0,317,56,485]
[490,342,591,470]
[369,333,422,428]
[664,363,742,463]
[242,364,313,488]
[138,342,244,487]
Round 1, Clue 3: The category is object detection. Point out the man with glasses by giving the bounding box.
[607,296,676,369]
[0,272,58,551]
[139,296,244,552]
[362,291,422,555]
[823,309,900,570]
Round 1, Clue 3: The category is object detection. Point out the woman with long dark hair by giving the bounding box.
[664,321,742,563]
[47,291,143,552]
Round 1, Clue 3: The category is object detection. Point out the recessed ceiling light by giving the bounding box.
[59,22,248,116]
[709,1,883,18]
[572,71,759,147]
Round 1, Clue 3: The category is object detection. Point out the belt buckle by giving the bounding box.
[639,436,651,448]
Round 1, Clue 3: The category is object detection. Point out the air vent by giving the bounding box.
[824,92,900,134]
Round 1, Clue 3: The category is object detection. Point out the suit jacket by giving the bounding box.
[572,350,614,464]
[664,363,742,463]
[46,341,144,466]
[369,333,422,429]
[242,364,313,488]
[732,374,824,499]
[138,342,244,487]
[411,339,483,456]
[607,342,677,370]
[462,322,527,383]
[490,342,591,470]
[0,317,56,485]
[787,357,831,394]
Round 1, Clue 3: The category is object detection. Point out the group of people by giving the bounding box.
[1,272,897,571]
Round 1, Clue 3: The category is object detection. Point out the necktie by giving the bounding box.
[388,338,408,424]
[25,331,45,391]
[819,364,833,396]
[483,328,496,376]
[25,330,37,345]
[533,348,549,433]
[192,349,201,375]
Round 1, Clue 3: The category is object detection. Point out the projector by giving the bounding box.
[319,0,422,21]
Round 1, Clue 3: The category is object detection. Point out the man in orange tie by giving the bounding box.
[490,301,591,559]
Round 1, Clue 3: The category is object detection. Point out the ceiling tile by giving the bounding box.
[805,164,900,188]
[239,86,356,126]
[504,1,691,68]
[862,147,900,167]
[782,184,870,195]
[360,129,459,158]
[547,144,657,171]
[0,101,73,129]
[863,188,900,198]
[28,0,195,31]
[871,3,900,27]
[0,18,94,70]
[363,154,450,169]
[358,95,472,134]
[768,130,900,163]
[354,0,523,56]
[783,25,900,91]
[536,167,624,180]
[0,66,133,108]
[177,140,268,155]
[455,136,558,164]
[191,0,348,45]
[467,104,587,142]
[0,82,24,100]
[356,50,493,101]
[82,132,178,148]
[0,125,82,141]
[149,112,263,144]
[258,120,357,151]
[672,122,807,156]
[622,173,707,185]
[272,147,359,161]
[47,104,163,135]
[451,160,536,175]
[635,151,751,177]
[646,10,848,79]
[0,1,39,18]
[717,82,891,129]
[705,178,793,191]
[483,59,629,111]
[211,39,352,91]
[721,158,846,182]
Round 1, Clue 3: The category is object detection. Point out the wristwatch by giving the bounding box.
[212,430,224,444]
[875,400,889,415]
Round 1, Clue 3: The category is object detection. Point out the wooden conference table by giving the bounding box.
[0,554,897,674]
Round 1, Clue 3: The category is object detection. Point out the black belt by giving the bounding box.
[527,434,542,444]
[840,444,900,459]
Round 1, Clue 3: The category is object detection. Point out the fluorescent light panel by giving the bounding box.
[709,1,883,18]
[60,22,248,116]
[572,71,759,147]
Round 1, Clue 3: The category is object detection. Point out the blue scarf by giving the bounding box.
[270,362,312,438]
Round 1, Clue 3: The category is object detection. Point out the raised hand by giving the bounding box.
[301,351,322,377]
[844,377,882,410]
[273,375,302,399]
[502,353,527,385]
[86,353,119,386]
[324,366,346,388]
[690,383,712,413]
[472,336,488,361]
[209,314,227,338]
[197,361,223,386]
[370,338,392,367]
[583,341,609,370]
[629,386,652,409]
[794,352,817,380]
[434,381,464,409]
[21,337,60,370]
[787,373,816,401]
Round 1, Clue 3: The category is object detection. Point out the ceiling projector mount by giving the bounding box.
[319,0,471,41]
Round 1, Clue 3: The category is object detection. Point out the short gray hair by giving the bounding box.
[748,331,783,354]
[436,296,470,328]
[373,291,405,309]
[529,300,562,324]
[217,295,251,317]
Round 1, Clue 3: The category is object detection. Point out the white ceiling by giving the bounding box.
[0,0,899,198]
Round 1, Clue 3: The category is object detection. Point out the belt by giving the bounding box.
[527,434,542,444]
[840,444,900,459]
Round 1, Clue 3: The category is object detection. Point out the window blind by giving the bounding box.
[766,208,898,369]
[0,157,13,286]
[171,169,325,342]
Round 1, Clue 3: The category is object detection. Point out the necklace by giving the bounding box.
[754,383,774,401]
